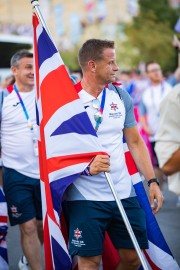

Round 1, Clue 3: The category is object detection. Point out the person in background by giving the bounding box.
[0,50,43,270]
[139,61,172,191]
[155,84,180,207]
[0,74,15,90]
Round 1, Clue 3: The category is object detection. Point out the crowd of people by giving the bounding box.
[117,62,180,207]
[0,38,179,270]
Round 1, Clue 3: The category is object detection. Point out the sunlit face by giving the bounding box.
[93,48,119,84]
[12,57,34,88]
[146,63,162,83]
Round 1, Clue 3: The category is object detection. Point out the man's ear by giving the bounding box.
[88,60,96,72]
[11,66,17,76]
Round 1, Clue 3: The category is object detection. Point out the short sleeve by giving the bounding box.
[118,88,137,128]
[139,99,147,115]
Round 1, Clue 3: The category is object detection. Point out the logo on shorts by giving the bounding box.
[11,205,17,213]
[74,228,82,240]
[10,205,22,218]
[71,228,86,247]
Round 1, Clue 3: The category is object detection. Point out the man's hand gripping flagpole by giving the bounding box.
[30,1,149,269]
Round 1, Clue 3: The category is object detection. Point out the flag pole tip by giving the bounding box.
[31,0,39,6]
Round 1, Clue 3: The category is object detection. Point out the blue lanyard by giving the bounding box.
[150,82,164,115]
[13,84,33,131]
[95,87,106,131]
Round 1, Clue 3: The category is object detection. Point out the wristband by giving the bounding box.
[147,178,159,187]
[82,165,92,176]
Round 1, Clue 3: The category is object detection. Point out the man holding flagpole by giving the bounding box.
[63,39,163,270]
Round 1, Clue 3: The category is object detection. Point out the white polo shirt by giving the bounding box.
[1,89,39,179]
[139,82,172,142]
[65,86,137,201]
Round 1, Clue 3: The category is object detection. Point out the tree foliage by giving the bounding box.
[118,0,180,73]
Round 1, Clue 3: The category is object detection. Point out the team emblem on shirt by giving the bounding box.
[110,102,118,111]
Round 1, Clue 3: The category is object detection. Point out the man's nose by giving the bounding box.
[114,63,119,71]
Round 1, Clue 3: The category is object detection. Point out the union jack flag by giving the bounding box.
[33,13,105,270]
[33,10,180,270]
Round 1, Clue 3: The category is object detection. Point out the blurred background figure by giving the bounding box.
[167,67,180,87]
[155,84,180,207]
[0,75,15,91]
[139,61,172,191]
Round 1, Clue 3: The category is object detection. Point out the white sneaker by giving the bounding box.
[18,256,29,270]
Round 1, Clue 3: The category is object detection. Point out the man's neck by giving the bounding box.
[150,80,162,87]
[81,77,105,98]
[14,82,33,92]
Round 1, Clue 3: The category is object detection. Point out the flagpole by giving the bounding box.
[104,172,149,270]
[31,0,54,42]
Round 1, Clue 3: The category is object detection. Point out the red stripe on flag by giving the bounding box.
[0,216,8,223]
[41,66,79,126]
[44,213,54,270]
[74,81,83,93]
[124,151,138,175]
[143,250,161,270]
[47,151,107,173]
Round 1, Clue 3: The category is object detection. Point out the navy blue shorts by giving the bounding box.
[63,197,148,257]
[2,166,42,226]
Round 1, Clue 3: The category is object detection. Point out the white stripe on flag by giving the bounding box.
[49,163,88,183]
[131,172,141,185]
[0,240,7,249]
[36,98,43,128]
[36,22,43,41]
[146,240,180,270]
[39,52,64,85]
[123,142,129,153]
[48,215,71,260]
[40,180,47,224]
[46,132,102,159]
[44,99,85,138]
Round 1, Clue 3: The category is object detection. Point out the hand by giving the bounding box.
[90,155,110,175]
[149,183,164,214]
[145,127,154,136]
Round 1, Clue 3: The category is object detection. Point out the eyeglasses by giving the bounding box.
[147,68,161,73]
[92,99,103,124]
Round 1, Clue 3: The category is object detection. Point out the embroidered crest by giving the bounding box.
[110,102,118,111]
[11,205,17,213]
[74,228,82,240]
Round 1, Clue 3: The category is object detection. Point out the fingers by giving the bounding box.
[90,155,110,175]
[149,184,164,214]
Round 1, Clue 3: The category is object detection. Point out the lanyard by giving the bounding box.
[13,84,38,156]
[150,82,164,115]
[94,87,106,131]
[13,84,34,131]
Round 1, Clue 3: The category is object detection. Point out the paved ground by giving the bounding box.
[6,183,180,269]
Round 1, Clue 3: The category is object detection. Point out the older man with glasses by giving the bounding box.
[139,61,172,192]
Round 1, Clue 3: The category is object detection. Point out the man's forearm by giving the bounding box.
[162,148,180,176]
